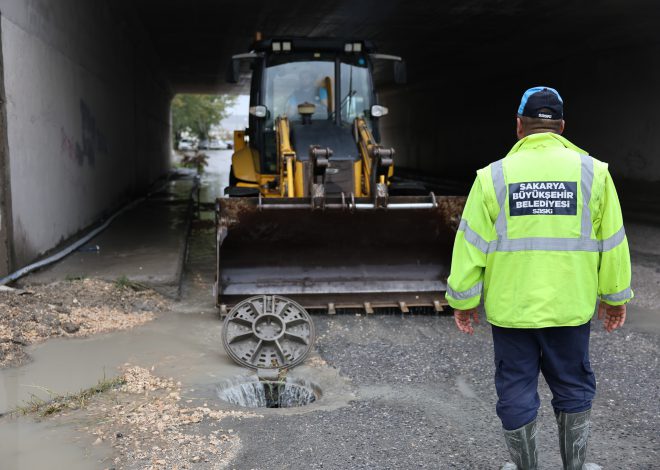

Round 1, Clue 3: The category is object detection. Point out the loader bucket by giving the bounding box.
[215,194,466,312]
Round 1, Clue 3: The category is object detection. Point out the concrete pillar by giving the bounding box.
[0,14,11,277]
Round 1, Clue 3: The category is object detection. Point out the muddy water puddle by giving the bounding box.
[0,311,244,413]
[0,311,241,468]
[0,414,113,469]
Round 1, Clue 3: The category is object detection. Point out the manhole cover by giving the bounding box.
[217,377,320,408]
[222,295,315,369]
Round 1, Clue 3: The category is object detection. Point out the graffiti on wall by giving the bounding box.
[60,127,75,162]
[60,100,108,167]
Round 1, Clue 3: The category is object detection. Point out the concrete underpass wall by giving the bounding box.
[0,0,171,269]
[381,44,660,199]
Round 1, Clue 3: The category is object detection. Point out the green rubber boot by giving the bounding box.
[556,409,602,470]
[501,419,538,470]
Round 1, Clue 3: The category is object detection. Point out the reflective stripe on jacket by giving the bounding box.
[446,132,633,328]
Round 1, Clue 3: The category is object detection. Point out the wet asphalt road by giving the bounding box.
[225,312,658,469]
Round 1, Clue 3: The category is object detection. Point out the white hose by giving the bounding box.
[0,171,198,286]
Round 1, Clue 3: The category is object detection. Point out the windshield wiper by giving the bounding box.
[340,90,357,108]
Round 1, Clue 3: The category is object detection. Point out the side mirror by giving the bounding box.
[227,58,241,84]
[227,53,261,84]
[394,61,407,85]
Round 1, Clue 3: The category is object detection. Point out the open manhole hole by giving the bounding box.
[217,377,320,409]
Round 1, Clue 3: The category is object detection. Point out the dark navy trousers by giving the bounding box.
[491,322,596,431]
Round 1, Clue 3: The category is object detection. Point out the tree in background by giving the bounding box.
[171,94,236,144]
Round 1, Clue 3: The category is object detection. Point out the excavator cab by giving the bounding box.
[227,39,395,198]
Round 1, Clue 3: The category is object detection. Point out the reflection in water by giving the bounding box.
[0,415,113,469]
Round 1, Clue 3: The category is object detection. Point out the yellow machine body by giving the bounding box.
[217,37,466,312]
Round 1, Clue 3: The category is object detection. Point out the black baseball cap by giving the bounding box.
[517,86,563,120]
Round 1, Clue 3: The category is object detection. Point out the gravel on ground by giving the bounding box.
[0,279,170,368]
[228,313,659,469]
[79,365,260,470]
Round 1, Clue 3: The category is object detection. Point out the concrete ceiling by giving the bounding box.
[126,0,660,93]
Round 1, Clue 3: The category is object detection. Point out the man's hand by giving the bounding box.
[454,308,479,335]
[597,302,627,333]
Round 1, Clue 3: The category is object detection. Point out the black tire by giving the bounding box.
[224,186,260,197]
[225,164,260,197]
[229,164,238,186]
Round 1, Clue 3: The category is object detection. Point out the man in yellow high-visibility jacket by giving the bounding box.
[446,86,632,470]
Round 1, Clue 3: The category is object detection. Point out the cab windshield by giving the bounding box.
[263,58,373,126]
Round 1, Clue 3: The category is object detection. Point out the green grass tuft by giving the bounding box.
[11,375,126,418]
[114,275,148,291]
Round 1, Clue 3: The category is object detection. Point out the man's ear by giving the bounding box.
[516,117,524,140]
[559,120,565,135]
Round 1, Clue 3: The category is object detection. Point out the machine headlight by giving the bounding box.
[249,105,268,118]
[272,42,281,52]
[370,105,389,117]
[282,41,292,51]
[344,43,353,52]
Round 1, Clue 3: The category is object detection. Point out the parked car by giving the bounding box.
[178,138,196,151]
[209,139,233,150]
[198,139,210,150]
